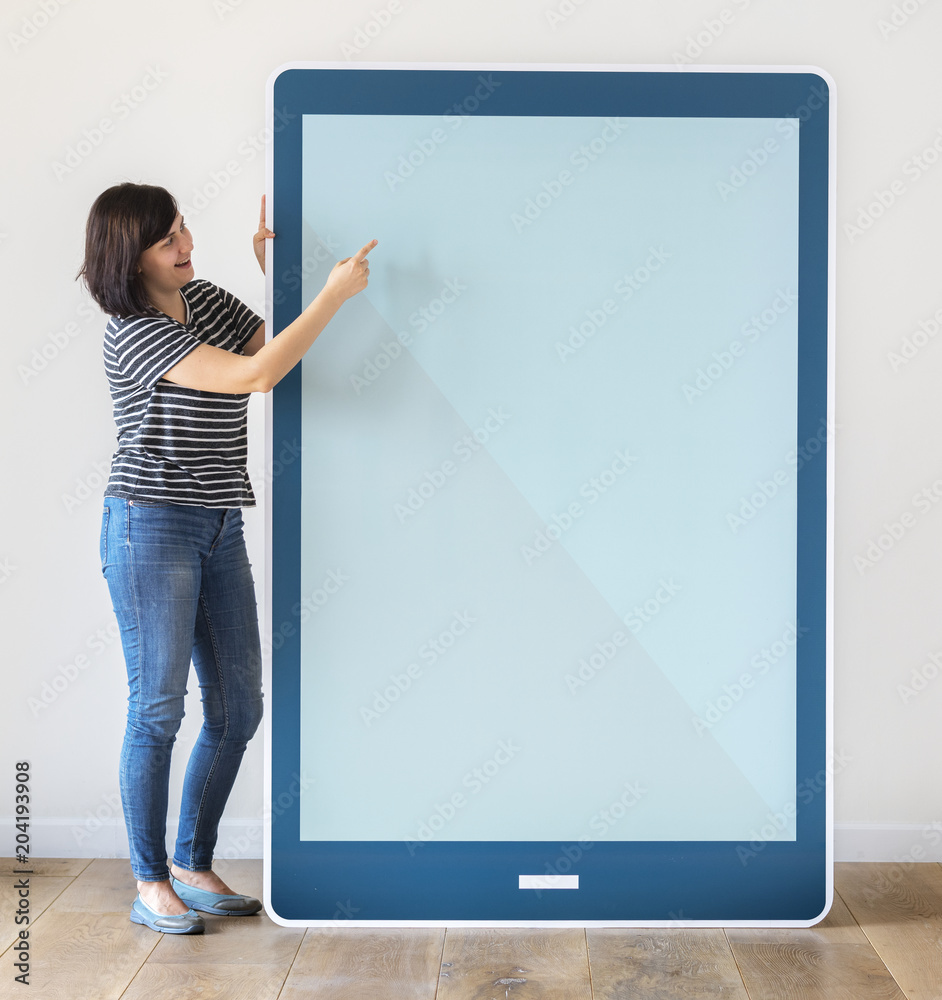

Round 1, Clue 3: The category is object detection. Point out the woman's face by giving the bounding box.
[137,213,194,299]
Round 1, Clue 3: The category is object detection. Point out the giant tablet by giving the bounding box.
[265,63,834,926]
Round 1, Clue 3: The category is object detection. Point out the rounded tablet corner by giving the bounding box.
[803,65,836,104]
[799,878,835,928]
[266,61,309,100]
[262,889,300,928]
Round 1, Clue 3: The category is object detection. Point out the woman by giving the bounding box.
[80,182,374,934]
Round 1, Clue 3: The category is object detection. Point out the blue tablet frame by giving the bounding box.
[264,63,833,926]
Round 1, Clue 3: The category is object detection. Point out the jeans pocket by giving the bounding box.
[129,499,170,508]
[100,506,110,573]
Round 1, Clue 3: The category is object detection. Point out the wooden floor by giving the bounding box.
[2,859,941,999]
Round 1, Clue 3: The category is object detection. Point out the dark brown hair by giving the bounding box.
[78,183,178,318]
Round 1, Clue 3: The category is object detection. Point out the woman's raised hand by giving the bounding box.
[253,195,275,274]
[325,240,377,302]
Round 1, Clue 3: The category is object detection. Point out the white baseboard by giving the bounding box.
[5,819,941,864]
[1,817,263,862]
[834,822,942,862]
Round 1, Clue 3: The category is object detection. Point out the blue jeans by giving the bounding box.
[100,498,263,882]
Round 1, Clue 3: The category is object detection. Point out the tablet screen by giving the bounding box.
[298,111,799,844]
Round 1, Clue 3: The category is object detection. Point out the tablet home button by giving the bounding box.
[518,875,579,890]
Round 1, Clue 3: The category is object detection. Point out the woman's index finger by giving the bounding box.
[353,239,378,262]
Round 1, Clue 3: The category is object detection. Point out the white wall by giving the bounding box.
[2,0,940,865]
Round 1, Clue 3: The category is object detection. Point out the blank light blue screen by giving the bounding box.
[297,113,799,844]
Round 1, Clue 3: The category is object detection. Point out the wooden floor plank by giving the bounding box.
[439,928,591,1000]
[0,859,158,998]
[0,875,74,953]
[48,858,138,913]
[587,928,749,1000]
[147,910,304,967]
[836,861,942,999]
[726,891,908,1000]
[277,927,445,1000]
[726,891,869,946]
[117,963,289,1000]
[729,941,907,1000]
[0,857,91,878]
[6,909,159,1000]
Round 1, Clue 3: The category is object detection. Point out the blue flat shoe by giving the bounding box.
[170,875,262,916]
[130,894,204,934]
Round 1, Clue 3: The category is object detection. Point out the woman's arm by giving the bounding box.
[240,199,273,357]
[241,321,266,357]
[162,240,375,394]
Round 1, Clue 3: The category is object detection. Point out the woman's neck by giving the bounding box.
[149,287,186,323]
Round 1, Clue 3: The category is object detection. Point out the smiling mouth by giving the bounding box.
[175,257,192,268]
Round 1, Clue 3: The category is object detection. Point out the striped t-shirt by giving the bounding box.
[103,279,263,508]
